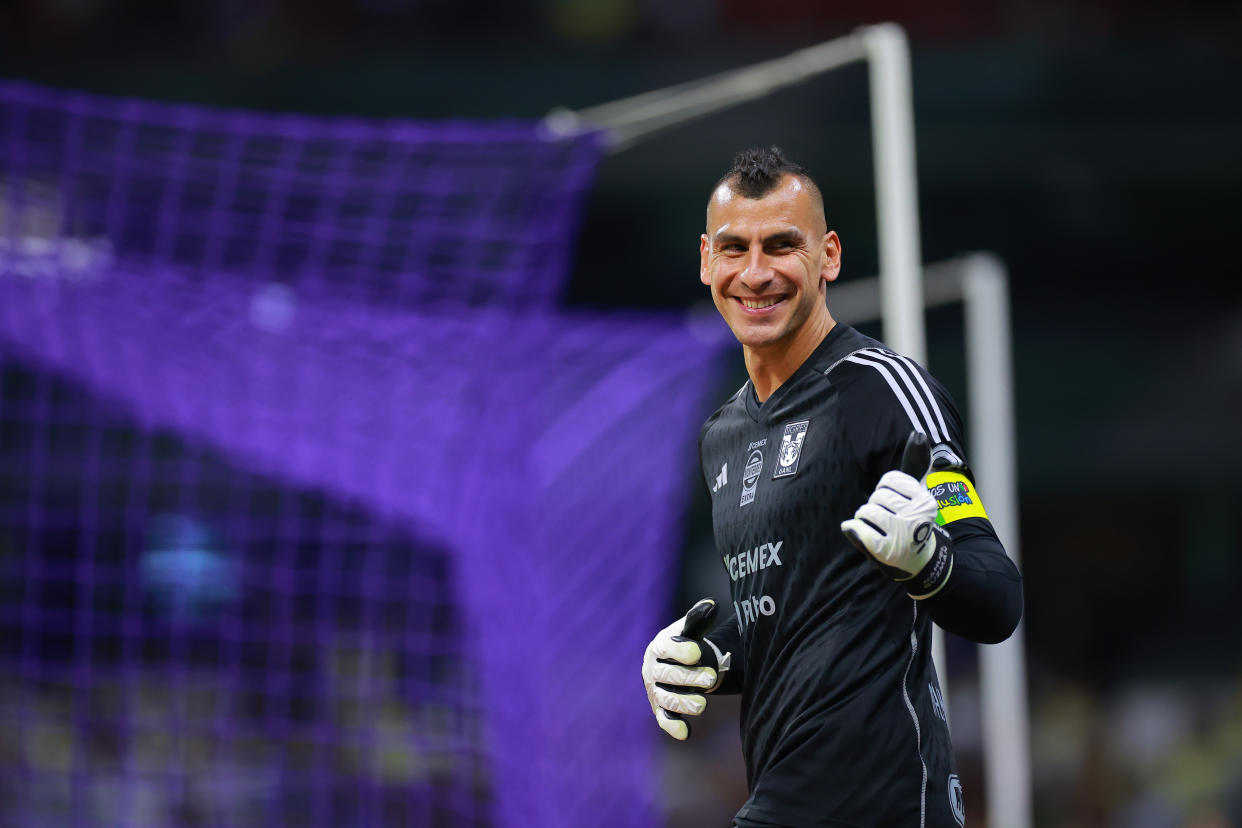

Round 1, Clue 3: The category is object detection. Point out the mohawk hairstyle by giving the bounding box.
[706,145,826,231]
[716,145,810,199]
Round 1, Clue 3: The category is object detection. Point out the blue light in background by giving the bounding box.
[140,513,238,623]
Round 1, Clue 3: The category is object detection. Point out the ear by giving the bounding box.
[820,230,842,285]
[700,234,711,286]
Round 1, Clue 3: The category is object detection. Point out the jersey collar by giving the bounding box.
[743,322,854,421]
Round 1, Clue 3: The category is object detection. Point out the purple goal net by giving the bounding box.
[0,80,729,827]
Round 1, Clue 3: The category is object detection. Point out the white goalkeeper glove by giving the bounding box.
[641,598,732,741]
[841,431,954,599]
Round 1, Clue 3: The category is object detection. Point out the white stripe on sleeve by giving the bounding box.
[844,352,939,442]
[887,352,951,441]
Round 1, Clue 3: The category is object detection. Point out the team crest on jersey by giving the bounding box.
[739,448,763,507]
[772,420,809,479]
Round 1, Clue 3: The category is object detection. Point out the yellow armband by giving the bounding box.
[927,472,988,525]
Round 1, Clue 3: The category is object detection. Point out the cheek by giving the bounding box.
[704,265,724,291]
[713,261,743,283]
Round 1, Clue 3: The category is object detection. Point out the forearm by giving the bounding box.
[922,530,1023,644]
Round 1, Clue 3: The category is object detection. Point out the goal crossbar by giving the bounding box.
[542,33,868,151]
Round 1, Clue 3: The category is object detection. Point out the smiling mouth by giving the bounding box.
[737,297,784,310]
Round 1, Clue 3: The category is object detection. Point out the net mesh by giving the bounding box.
[0,80,728,827]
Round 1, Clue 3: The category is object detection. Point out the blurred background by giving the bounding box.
[2,1,1241,826]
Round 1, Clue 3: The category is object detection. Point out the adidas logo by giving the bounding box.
[712,463,728,493]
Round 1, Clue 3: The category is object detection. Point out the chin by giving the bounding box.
[731,327,787,350]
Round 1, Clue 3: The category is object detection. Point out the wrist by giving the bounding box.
[906,525,954,599]
[698,636,732,692]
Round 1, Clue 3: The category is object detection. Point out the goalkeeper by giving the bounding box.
[642,147,1022,827]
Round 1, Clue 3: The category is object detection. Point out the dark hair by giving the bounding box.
[714,146,812,199]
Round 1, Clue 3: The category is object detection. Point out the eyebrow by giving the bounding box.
[764,230,806,247]
[713,229,807,247]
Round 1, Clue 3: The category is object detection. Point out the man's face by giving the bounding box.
[699,175,841,351]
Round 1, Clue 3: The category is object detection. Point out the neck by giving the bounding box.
[744,311,836,403]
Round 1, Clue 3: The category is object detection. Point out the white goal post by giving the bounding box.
[545,25,1031,828]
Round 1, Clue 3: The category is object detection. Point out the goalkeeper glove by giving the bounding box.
[841,431,954,599]
[641,598,732,741]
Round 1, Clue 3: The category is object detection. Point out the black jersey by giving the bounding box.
[698,323,1022,828]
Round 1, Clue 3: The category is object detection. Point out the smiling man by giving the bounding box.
[700,165,839,400]
[641,147,1024,827]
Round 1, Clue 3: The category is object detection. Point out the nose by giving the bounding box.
[739,248,774,292]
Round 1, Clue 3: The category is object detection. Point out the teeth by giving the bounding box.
[742,298,780,309]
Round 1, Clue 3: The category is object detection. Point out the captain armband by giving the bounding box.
[927,471,988,526]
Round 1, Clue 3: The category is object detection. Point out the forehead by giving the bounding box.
[707,175,820,235]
